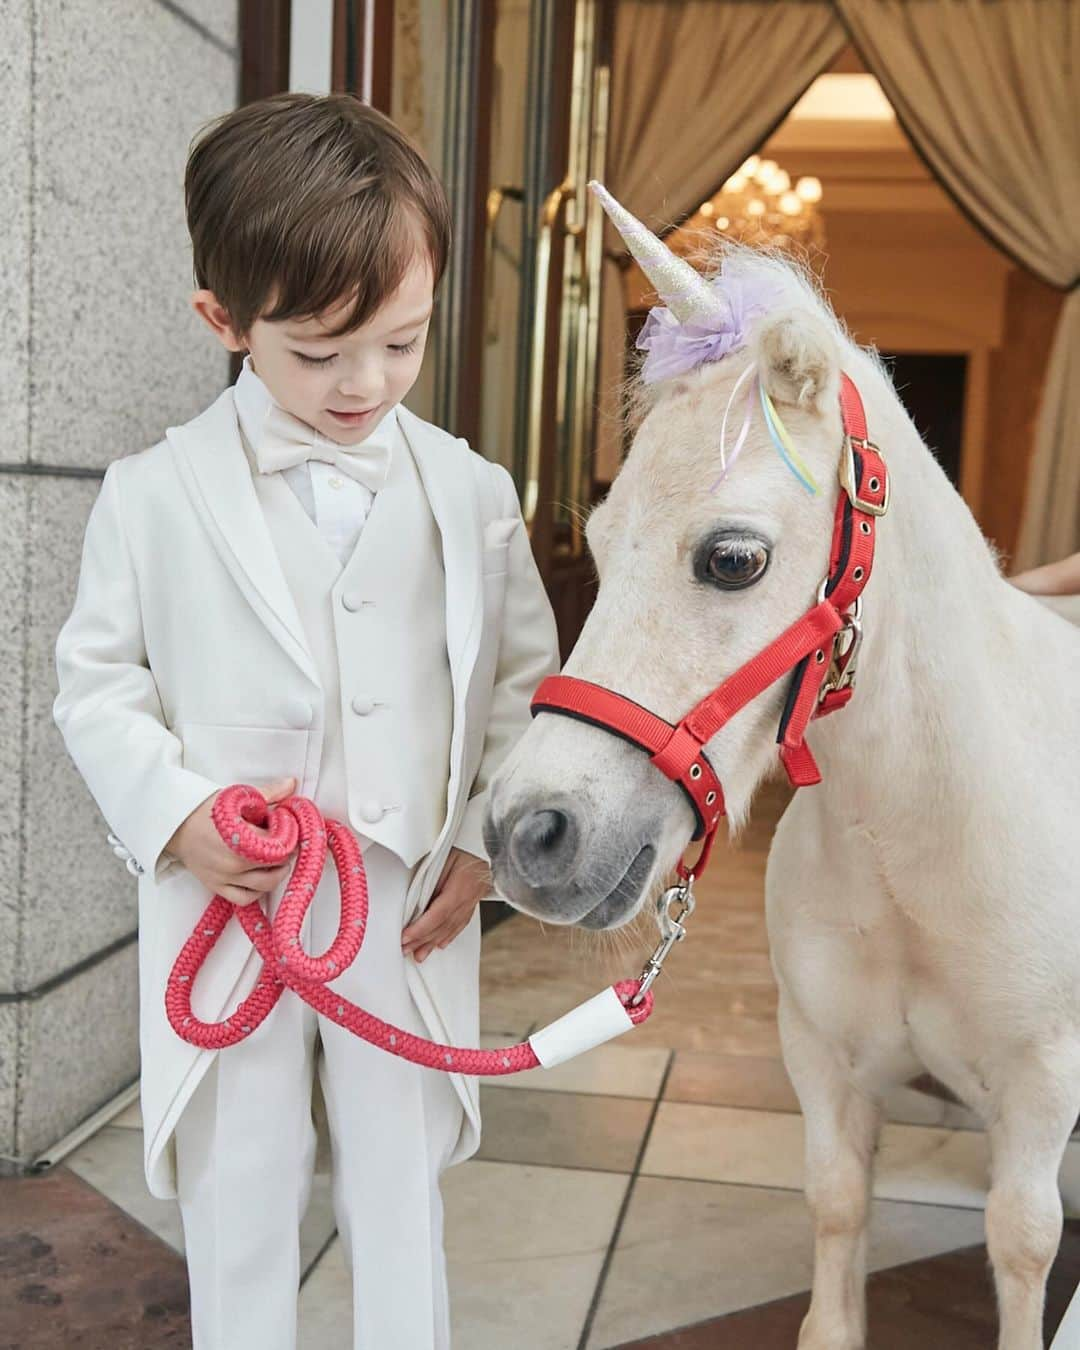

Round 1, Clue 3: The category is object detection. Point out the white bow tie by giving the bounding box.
[251,402,394,494]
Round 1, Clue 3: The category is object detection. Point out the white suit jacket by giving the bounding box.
[53,387,561,1196]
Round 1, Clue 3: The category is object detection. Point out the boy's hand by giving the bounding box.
[401,847,491,963]
[165,776,299,906]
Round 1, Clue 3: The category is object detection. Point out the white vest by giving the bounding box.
[243,424,454,866]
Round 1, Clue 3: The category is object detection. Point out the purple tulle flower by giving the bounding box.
[636,263,787,385]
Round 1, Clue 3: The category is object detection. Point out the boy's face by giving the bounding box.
[193,251,435,445]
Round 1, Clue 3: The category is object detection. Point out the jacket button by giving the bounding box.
[342,592,365,612]
[351,695,375,716]
[286,698,313,728]
[358,799,385,823]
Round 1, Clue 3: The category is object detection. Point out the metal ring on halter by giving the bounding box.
[816,582,864,699]
[817,577,864,621]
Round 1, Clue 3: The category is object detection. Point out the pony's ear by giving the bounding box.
[753,310,839,415]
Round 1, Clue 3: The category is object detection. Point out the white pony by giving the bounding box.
[482,184,1080,1349]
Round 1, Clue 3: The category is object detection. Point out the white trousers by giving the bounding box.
[174,841,464,1350]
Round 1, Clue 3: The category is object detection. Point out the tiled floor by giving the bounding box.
[6,778,1080,1347]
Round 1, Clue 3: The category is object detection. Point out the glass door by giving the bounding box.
[337,1,613,643]
[466,0,613,597]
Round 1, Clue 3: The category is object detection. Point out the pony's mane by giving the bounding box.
[618,234,888,439]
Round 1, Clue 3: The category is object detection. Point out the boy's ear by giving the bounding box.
[191,290,246,352]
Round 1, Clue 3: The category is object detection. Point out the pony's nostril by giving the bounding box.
[508,806,581,888]
[532,809,568,848]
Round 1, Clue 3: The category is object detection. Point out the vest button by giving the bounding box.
[285,698,313,728]
[351,695,375,716]
[342,592,364,612]
[358,799,385,823]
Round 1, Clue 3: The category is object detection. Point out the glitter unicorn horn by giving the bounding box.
[589,180,729,327]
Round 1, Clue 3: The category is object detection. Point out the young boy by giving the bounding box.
[52,92,560,1349]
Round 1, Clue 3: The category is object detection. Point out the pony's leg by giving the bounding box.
[779,991,881,1350]
[986,1057,1078,1350]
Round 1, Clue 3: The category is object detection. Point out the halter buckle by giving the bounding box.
[630,878,696,1006]
[840,437,889,516]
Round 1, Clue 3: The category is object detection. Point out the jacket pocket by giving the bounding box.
[482,544,510,578]
[482,515,518,575]
[177,723,311,792]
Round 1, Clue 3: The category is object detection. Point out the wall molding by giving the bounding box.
[0,930,138,1005]
[0,463,105,480]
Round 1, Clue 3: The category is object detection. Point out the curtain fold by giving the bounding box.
[835,0,1080,565]
[595,1,845,480]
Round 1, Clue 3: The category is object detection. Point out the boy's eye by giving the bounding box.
[390,339,419,356]
[293,351,337,367]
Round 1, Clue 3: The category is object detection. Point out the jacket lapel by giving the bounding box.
[166,389,319,687]
[397,405,484,714]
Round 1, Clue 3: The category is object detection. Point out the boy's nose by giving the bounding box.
[336,366,384,403]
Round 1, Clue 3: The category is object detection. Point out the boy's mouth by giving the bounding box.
[327,406,379,427]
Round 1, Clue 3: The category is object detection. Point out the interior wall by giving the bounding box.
[983,270,1065,563]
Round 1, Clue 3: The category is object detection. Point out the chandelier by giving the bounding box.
[695,155,825,253]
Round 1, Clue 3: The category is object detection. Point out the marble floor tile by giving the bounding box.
[664,1050,799,1113]
[662,1050,987,1132]
[65,1124,338,1276]
[610,1222,1080,1350]
[303,1159,631,1350]
[0,1167,192,1349]
[640,1103,1080,1214]
[66,1125,185,1253]
[444,1158,629,1350]
[482,1035,670,1099]
[110,1097,143,1129]
[477,1085,653,1172]
[586,1176,987,1349]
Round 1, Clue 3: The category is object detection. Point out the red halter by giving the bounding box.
[530,372,889,884]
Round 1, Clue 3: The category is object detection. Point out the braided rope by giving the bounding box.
[165,785,654,1073]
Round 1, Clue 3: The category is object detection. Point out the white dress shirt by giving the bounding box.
[233,355,399,568]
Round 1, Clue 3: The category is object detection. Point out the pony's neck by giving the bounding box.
[807,352,1011,830]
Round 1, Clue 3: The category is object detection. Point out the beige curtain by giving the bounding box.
[835,0,1080,566]
[595,1,845,479]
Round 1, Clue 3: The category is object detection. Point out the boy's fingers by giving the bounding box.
[233,863,292,890]
[219,884,262,907]
[402,913,440,947]
[419,917,459,950]
[402,889,459,941]
[413,918,466,960]
[403,900,471,950]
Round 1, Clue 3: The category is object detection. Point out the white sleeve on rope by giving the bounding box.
[527,986,636,1068]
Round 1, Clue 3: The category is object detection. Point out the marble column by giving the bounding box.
[0,0,239,1172]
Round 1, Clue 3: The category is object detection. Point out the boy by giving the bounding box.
[53,92,560,1349]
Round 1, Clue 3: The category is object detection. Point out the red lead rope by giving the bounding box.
[165,785,654,1062]
[530,373,889,884]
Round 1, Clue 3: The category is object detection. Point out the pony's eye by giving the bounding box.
[705,537,770,590]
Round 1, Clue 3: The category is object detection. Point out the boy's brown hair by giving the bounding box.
[185,92,451,338]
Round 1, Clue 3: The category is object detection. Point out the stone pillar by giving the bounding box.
[0,0,239,1172]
